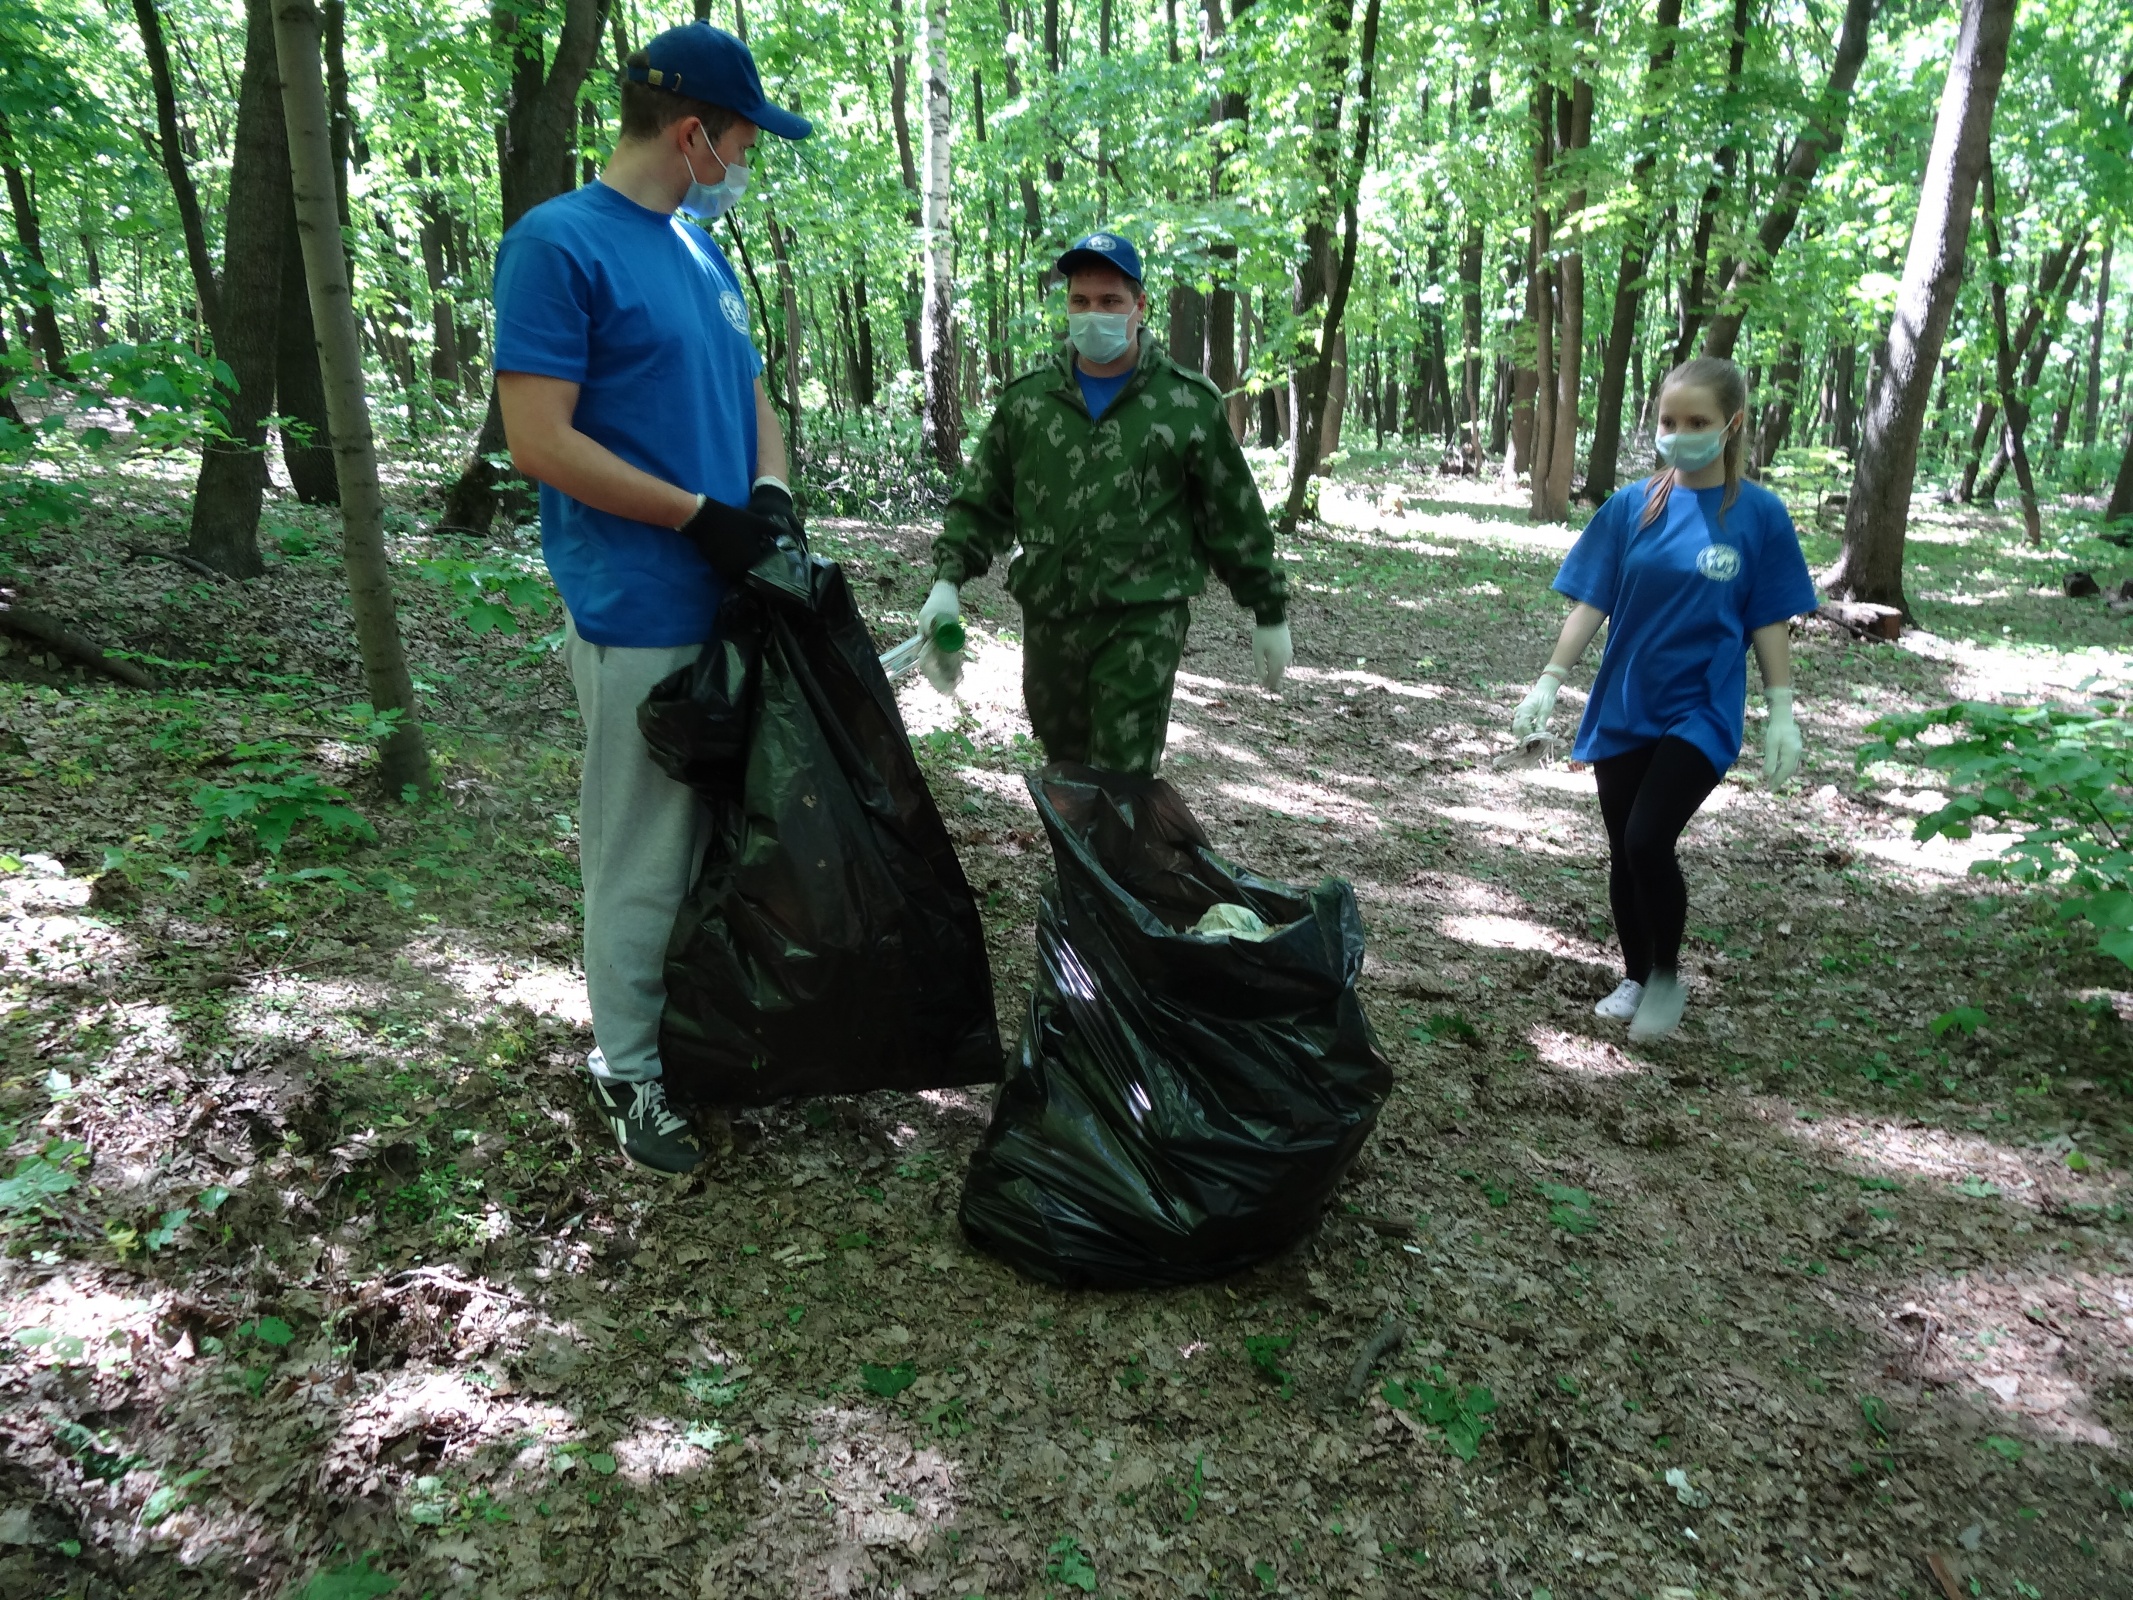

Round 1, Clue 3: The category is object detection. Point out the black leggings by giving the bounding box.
[1592,737,1721,985]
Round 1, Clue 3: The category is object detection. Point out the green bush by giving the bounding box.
[1860,697,2133,969]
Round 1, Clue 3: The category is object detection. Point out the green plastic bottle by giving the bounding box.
[929,615,967,655]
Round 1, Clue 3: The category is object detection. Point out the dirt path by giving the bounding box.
[2,458,2130,1599]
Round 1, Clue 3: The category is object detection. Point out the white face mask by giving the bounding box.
[1069,311,1136,365]
[678,130,749,221]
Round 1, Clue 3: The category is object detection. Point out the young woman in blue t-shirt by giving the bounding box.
[1510,357,1818,1042]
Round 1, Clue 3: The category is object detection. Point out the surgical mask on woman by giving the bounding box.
[679,131,749,222]
[1654,428,1727,473]
[1068,311,1135,365]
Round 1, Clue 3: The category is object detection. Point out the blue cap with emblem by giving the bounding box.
[1056,231,1143,287]
[626,24,813,141]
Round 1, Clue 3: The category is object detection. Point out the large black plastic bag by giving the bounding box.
[638,539,1003,1106]
[958,766,1392,1288]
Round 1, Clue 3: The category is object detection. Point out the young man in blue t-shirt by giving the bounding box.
[493,24,810,1174]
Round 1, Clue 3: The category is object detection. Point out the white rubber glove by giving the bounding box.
[1511,664,1567,737]
[918,578,960,642]
[1252,621,1293,691]
[1763,685,1801,787]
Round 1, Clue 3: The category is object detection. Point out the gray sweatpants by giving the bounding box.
[565,616,708,1084]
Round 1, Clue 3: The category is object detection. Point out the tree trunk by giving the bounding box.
[1827,0,2015,612]
[275,191,339,503]
[133,0,222,344]
[1586,0,1682,502]
[1976,225,2089,503]
[1701,0,1874,359]
[1980,161,2048,542]
[768,211,805,472]
[1956,228,2082,499]
[917,0,961,474]
[1672,0,1748,366]
[1540,0,1595,522]
[273,0,429,798]
[2107,413,2133,523]
[439,0,605,535]
[1755,339,1802,470]
[0,142,69,377]
[1170,285,1206,371]
[186,0,291,579]
[1829,338,1858,451]
[2081,235,2113,456]
[1321,327,1348,456]
[1280,0,1380,530]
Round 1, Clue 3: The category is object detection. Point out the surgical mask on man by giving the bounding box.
[1069,311,1136,365]
[1654,428,1727,473]
[678,130,749,222]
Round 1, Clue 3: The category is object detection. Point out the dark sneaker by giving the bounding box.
[589,1075,704,1175]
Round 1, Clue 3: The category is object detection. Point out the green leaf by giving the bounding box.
[293,1556,400,1600]
[1980,1435,2024,1462]
[586,1452,618,1476]
[251,1315,296,1347]
[0,1155,78,1212]
[1930,1006,1986,1038]
[1044,1536,1098,1592]
[861,1361,917,1398]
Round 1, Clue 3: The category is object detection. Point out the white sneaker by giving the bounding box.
[1594,979,1643,1021]
[1628,972,1689,1042]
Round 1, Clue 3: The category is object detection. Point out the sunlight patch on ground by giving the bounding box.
[1887,1270,2127,1449]
[1215,776,1384,830]
[917,1087,993,1121]
[1851,825,2023,880]
[1318,483,1582,556]
[893,630,1033,750]
[1,1274,164,1370]
[1285,666,1448,700]
[1766,1105,2066,1211]
[1530,1024,1643,1077]
[1895,628,2133,703]
[0,863,139,989]
[950,765,1038,808]
[421,936,594,1026]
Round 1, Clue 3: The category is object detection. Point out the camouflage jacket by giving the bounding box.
[933,333,1288,623]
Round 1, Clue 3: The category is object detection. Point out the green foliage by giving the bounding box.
[1044,1535,1098,1592]
[0,1141,86,1215]
[860,1360,918,1398]
[185,742,375,858]
[1244,1333,1296,1399]
[417,550,560,638]
[1861,698,2133,969]
[1382,1370,1498,1460]
[682,1365,748,1409]
[293,1555,400,1600]
[1536,1181,1598,1235]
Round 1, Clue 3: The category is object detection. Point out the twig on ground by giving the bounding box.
[0,598,155,688]
[1921,1551,1964,1600]
[124,545,227,582]
[1340,1314,1408,1406]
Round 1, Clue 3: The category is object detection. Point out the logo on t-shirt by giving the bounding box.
[1696,543,1743,582]
[720,290,750,335]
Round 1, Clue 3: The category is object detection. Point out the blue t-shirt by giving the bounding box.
[1552,479,1817,775]
[1075,365,1133,419]
[492,182,763,648]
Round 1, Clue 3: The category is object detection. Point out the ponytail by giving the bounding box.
[1638,356,1750,531]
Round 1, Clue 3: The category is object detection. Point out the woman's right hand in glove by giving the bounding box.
[1511,665,1567,737]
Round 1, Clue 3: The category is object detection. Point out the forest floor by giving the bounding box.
[4,433,2133,1600]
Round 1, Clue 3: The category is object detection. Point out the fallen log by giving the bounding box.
[1813,599,1904,641]
[0,600,155,689]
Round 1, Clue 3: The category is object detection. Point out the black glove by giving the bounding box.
[748,480,805,548]
[677,494,782,579]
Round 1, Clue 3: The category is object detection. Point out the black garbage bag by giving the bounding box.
[638,538,1003,1106]
[958,765,1392,1288]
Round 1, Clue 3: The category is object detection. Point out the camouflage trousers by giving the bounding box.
[1021,603,1191,776]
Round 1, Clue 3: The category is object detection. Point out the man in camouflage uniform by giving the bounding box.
[921,232,1292,775]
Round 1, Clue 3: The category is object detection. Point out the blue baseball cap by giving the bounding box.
[628,24,812,141]
[1057,231,1143,286]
